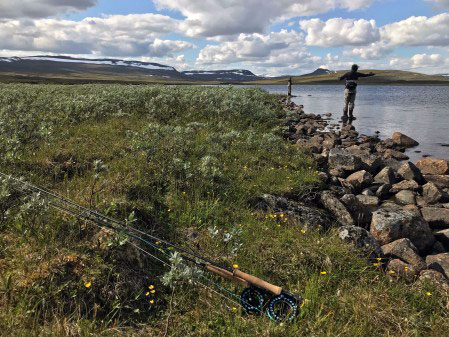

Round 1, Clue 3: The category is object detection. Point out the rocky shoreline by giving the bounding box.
[258,97,449,291]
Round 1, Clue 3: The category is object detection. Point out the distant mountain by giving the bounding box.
[302,68,336,76]
[0,56,264,83]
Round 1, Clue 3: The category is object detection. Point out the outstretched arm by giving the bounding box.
[339,73,348,81]
[357,72,375,77]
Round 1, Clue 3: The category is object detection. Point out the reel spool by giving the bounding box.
[266,293,300,322]
[240,287,265,315]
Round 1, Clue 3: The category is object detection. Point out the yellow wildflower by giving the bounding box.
[280,214,284,218]
[320,272,327,275]
[151,290,156,294]
[85,282,92,288]
[284,217,288,221]
[233,264,239,269]
[404,266,409,272]
[232,307,238,312]
[156,241,161,245]
[388,270,396,275]
[146,292,150,296]
[150,300,155,304]
[426,292,432,297]
[376,258,382,262]
[149,285,155,290]
[300,229,306,235]
[373,263,380,267]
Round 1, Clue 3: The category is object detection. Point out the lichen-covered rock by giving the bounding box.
[381,239,426,272]
[320,191,354,226]
[356,195,380,210]
[386,259,417,283]
[426,253,449,278]
[418,270,449,291]
[422,182,444,204]
[376,184,392,199]
[370,209,435,252]
[423,175,449,189]
[338,225,382,258]
[374,167,397,185]
[346,170,374,192]
[416,159,449,175]
[341,194,372,227]
[391,132,419,148]
[398,162,425,184]
[383,149,409,161]
[395,190,416,205]
[390,180,419,194]
[421,208,449,230]
[328,148,363,171]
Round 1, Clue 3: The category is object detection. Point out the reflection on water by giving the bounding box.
[240,84,449,162]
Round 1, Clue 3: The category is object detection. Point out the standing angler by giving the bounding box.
[339,64,375,120]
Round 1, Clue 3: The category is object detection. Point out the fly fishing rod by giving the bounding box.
[0,172,303,322]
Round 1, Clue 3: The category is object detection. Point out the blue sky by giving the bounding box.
[1,0,449,75]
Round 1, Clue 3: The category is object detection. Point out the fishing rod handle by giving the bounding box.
[233,270,283,296]
[206,265,249,287]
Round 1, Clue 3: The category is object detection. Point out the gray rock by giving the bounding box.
[381,239,426,272]
[370,209,435,252]
[392,132,419,148]
[338,225,382,258]
[357,195,380,210]
[386,259,417,283]
[395,190,416,205]
[398,162,425,184]
[435,229,449,250]
[376,184,392,199]
[329,168,346,178]
[374,167,397,185]
[426,253,449,278]
[383,149,409,161]
[328,148,363,171]
[383,158,402,171]
[423,175,449,189]
[422,182,443,204]
[390,180,420,193]
[421,208,449,229]
[320,191,354,226]
[341,194,372,227]
[418,270,449,290]
[362,188,375,196]
[346,170,374,193]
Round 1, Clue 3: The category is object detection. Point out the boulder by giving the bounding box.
[329,168,346,178]
[320,191,354,226]
[370,209,435,252]
[398,162,425,184]
[361,154,384,175]
[338,225,382,258]
[362,188,375,196]
[422,182,443,204]
[421,208,449,229]
[376,184,392,199]
[426,253,449,278]
[395,190,416,205]
[328,148,363,171]
[381,239,426,272]
[386,259,417,283]
[390,180,419,193]
[435,229,449,249]
[341,194,372,227]
[416,159,449,175]
[356,195,380,210]
[383,158,402,171]
[423,175,449,189]
[374,167,397,185]
[383,149,409,161]
[418,270,449,291]
[346,170,374,192]
[392,132,419,148]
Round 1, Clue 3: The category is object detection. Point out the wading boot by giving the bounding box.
[349,110,356,120]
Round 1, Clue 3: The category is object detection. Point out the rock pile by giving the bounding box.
[278,97,449,288]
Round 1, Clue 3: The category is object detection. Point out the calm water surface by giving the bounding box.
[243,85,449,162]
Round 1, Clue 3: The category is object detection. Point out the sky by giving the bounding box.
[1,0,449,76]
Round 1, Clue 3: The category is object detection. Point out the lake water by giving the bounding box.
[242,85,449,162]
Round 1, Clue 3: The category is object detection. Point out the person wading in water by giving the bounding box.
[339,64,375,121]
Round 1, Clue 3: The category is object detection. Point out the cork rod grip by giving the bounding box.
[206,265,249,287]
[233,270,283,295]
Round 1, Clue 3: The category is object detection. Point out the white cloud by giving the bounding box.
[345,42,393,59]
[0,0,97,19]
[0,14,193,57]
[154,0,373,37]
[381,14,449,47]
[300,18,380,47]
[389,53,449,73]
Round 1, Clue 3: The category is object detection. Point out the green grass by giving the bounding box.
[0,84,448,337]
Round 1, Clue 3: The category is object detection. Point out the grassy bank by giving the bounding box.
[0,84,448,336]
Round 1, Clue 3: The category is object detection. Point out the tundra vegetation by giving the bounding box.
[0,84,447,336]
